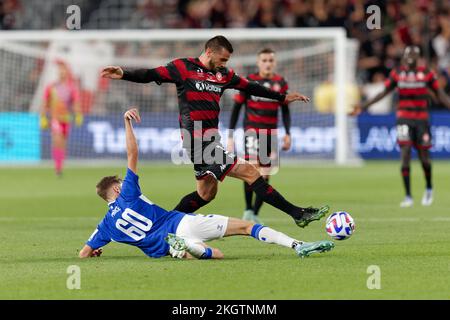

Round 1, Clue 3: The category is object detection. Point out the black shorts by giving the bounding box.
[244,131,277,168]
[396,119,432,149]
[191,142,238,181]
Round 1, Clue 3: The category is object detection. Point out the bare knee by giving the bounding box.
[197,186,217,201]
[229,162,261,184]
[197,178,218,201]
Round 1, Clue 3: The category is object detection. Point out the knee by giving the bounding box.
[197,185,217,201]
[241,163,261,184]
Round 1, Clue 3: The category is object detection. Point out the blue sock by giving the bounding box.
[199,247,213,259]
[251,224,266,240]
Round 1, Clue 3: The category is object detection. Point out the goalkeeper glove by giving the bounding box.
[40,116,49,130]
[75,113,84,127]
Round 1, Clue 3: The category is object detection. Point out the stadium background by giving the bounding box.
[1,0,450,301]
[1,0,450,163]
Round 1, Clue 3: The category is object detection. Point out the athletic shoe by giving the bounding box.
[242,209,255,221]
[295,241,335,258]
[294,205,330,228]
[421,189,433,206]
[252,214,263,225]
[165,233,186,251]
[400,196,413,208]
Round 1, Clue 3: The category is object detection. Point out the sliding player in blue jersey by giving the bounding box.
[78,108,334,260]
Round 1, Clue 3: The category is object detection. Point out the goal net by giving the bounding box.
[0,29,360,165]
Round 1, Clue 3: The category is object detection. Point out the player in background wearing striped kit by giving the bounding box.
[352,46,450,207]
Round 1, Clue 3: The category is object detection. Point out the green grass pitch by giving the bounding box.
[1,161,450,299]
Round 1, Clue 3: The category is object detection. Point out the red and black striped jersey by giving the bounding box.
[384,66,439,121]
[123,58,286,140]
[234,73,289,132]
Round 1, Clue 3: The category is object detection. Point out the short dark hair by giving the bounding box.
[205,35,233,53]
[258,47,275,55]
[96,175,122,201]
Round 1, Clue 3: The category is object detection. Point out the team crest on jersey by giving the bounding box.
[216,72,223,81]
[111,206,121,217]
[272,83,281,92]
[417,72,424,80]
[263,82,270,88]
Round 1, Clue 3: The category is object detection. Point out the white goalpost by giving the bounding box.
[0,28,361,165]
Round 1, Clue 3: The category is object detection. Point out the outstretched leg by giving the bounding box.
[225,218,334,258]
[228,160,329,227]
[167,216,333,260]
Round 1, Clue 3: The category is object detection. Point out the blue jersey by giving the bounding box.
[86,168,185,258]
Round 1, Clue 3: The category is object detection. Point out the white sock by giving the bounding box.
[252,225,300,249]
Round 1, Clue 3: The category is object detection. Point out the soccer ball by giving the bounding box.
[325,211,355,240]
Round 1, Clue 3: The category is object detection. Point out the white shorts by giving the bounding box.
[175,214,229,243]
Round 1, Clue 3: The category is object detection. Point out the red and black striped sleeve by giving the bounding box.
[122,60,182,85]
[426,70,439,93]
[384,69,398,91]
[227,70,286,102]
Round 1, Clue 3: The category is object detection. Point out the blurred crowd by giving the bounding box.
[1,0,449,112]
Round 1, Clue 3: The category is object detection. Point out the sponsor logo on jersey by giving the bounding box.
[272,83,281,92]
[195,81,222,93]
[398,81,426,88]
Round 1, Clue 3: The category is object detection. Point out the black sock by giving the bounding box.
[401,166,411,196]
[244,182,253,210]
[173,191,210,213]
[249,176,303,220]
[422,162,432,189]
[253,177,269,216]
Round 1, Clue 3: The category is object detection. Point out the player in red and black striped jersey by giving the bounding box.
[352,46,450,207]
[101,36,330,229]
[227,48,292,224]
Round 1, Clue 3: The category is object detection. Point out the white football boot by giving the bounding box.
[400,196,414,208]
[421,189,433,206]
[242,209,255,221]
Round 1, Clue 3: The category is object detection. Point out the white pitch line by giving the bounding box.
[0,217,100,221]
[234,217,450,223]
[0,216,450,222]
